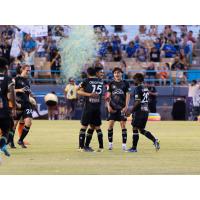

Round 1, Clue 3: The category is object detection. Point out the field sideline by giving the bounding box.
[0,120,200,175]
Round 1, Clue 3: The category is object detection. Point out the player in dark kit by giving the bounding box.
[127,73,160,152]
[77,67,104,152]
[84,66,105,151]
[0,57,15,157]
[14,64,33,148]
[106,67,130,151]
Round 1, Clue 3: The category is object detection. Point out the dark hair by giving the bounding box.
[87,67,96,76]
[133,73,144,82]
[165,63,170,69]
[112,67,123,74]
[95,66,103,73]
[0,57,8,73]
[16,64,22,75]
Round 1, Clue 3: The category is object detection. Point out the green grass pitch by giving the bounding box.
[0,120,200,175]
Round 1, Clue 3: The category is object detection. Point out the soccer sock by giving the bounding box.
[7,129,15,145]
[85,129,94,147]
[79,128,86,148]
[0,137,7,149]
[108,129,113,143]
[19,126,30,142]
[122,128,127,144]
[97,129,103,149]
[140,129,156,143]
[132,129,139,149]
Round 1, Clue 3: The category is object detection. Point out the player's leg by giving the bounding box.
[107,120,115,150]
[138,111,160,151]
[95,126,104,152]
[139,129,160,151]
[78,125,88,150]
[7,117,16,148]
[127,112,140,152]
[18,117,32,148]
[79,110,90,150]
[120,121,127,151]
[84,125,95,150]
[0,119,11,156]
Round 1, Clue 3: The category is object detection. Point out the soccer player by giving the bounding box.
[106,67,131,151]
[127,73,160,152]
[84,66,104,150]
[77,67,104,152]
[0,57,15,157]
[14,64,33,148]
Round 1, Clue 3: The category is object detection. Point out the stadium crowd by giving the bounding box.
[1,25,200,85]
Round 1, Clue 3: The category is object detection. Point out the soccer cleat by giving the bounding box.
[9,142,16,149]
[84,146,95,152]
[96,148,104,152]
[1,145,11,157]
[154,139,160,151]
[18,141,27,149]
[127,147,137,153]
[108,142,113,150]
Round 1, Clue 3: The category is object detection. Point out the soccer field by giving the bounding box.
[0,120,200,175]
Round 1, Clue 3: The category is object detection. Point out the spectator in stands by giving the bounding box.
[135,46,147,62]
[21,33,36,78]
[148,25,158,37]
[50,49,61,84]
[111,35,121,53]
[121,34,129,51]
[64,77,78,120]
[157,63,170,85]
[163,25,173,39]
[161,39,177,58]
[179,48,188,66]
[180,35,191,63]
[172,31,181,51]
[187,30,196,43]
[36,37,45,57]
[126,41,136,58]
[150,46,160,62]
[145,62,157,83]
[153,37,162,50]
[171,56,187,85]
[171,56,186,70]
[113,49,122,62]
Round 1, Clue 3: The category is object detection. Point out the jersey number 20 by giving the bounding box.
[141,92,149,103]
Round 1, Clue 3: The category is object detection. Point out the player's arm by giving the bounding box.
[122,92,130,113]
[105,92,116,113]
[8,80,16,117]
[77,87,98,97]
[122,82,131,113]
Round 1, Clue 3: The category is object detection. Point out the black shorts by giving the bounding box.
[81,108,101,127]
[131,111,149,129]
[15,105,33,121]
[107,110,127,121]
[0,117,10,138]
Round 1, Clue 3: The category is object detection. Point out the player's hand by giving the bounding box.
[108,105,116,113]
[89,92,99,97]
[121,106,128,114]
[125,110,131,117]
